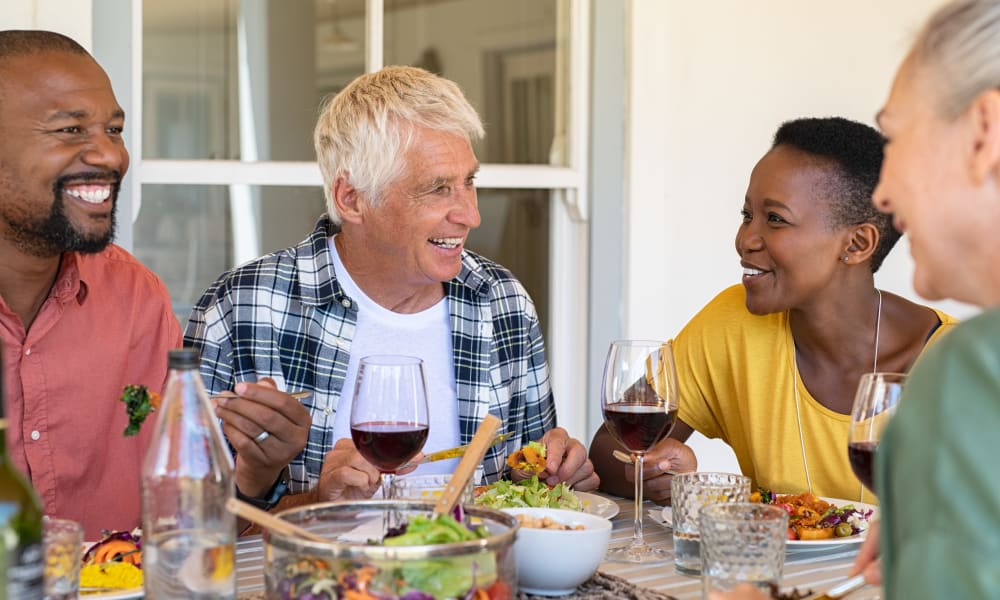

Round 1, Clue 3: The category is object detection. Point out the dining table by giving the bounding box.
[233,493,879,600]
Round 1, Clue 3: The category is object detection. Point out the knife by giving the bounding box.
[400,432,513,469]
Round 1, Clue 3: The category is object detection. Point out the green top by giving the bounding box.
[878,307,1000,599]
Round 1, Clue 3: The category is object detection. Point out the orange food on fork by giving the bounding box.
[506,441,547,473]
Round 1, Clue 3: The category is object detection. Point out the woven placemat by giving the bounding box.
[518,571,677,600]
[239,571,676,600]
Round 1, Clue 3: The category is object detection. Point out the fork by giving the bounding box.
[210,390,311,402]
[807,575,867,599]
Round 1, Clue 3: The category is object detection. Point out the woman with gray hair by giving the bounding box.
[713,0,1000,598]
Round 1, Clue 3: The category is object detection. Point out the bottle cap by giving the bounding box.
[168,347,200,369]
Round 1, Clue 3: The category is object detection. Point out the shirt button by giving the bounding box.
[341,299,351,308]
[30,430,40,441]
[324,406,332,415]
[24,347,31,356]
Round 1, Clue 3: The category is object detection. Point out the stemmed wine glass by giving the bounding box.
[601,339,680,563]
[350,355,430,505]
[848,372,906,497]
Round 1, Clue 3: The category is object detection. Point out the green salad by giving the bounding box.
[474,475,583,511]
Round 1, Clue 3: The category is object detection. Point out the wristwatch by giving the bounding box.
[236,467,289,511]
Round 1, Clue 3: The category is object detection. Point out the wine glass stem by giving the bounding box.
[632,453,645,546]
[382,472,395,533]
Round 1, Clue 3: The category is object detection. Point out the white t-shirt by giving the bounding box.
[329,236,461,474]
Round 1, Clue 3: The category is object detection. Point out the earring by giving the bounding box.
[842,255,850,263]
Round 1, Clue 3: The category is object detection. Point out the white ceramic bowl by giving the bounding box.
[503,507,612,596]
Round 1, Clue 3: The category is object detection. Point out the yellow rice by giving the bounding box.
[79,562,143,589]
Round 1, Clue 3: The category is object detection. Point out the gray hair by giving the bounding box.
[313,65,485,224]
[910,0,1000,118]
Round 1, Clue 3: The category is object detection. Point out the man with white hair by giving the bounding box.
[185,66,597,510]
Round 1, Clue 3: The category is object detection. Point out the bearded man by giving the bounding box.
[0,30,181,539]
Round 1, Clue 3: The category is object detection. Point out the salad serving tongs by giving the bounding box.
[226,497,328,543]
[433,414,501,518]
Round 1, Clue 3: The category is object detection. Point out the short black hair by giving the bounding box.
[772,117,897,273]
[0,30,89,59]
[0,31,92,112]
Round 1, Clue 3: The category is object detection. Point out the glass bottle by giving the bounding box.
[0,340,45,598]
[142,348,236,599]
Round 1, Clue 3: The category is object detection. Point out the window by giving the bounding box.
[97,0,590,437]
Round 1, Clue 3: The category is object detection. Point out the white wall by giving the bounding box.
[625,0,971,472]
[0,0,92,48]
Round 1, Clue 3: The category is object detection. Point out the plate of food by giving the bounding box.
[659,491,876,551]
[474,477,619,519]
[79,530,144,598]
[574,491,620,520]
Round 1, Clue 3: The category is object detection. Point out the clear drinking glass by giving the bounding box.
[601,340,680,563]
[350,355,430,504]
[670,471,751,575]
[42,517,83,600]
[848,372,906,495]
[699,503,788,596]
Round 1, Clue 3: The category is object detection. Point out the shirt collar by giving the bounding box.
[52,252,88,305]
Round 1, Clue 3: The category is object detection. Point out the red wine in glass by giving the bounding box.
[351,421,430,474]
[602,405,676,453]
[848,372,905,498]
[847,440,878,492]
[601,339,679,563]
[350,355,430,512]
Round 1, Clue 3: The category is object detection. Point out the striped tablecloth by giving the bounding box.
[235,494,879,599]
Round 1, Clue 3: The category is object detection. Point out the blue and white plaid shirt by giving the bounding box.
[183,215,556,493]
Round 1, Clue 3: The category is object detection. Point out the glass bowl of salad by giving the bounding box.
[264,500,518,600]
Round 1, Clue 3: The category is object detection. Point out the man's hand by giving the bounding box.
[315,438,417,501]
[216,378,311,497]
[850,519,882,584]
[511,428,599,491]
[624,437,697,505]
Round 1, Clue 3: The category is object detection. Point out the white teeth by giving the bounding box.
[66,187,111,204]
[430,237,462,249]
[743,267,765,276]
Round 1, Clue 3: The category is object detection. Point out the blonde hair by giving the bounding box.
[910,0,1000,118]
[314,66,484,223]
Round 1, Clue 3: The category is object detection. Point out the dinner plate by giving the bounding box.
[660,497,878,551]
[81,587,143,599]
[576,492,620,519]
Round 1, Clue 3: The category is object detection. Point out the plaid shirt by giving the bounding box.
[183,215,555,493]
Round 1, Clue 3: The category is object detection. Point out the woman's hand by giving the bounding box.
[850,519,883,584]
[626,437,697,504]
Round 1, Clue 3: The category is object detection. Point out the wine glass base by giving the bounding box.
[605,542,669,564]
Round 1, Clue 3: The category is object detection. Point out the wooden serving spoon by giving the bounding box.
[433,414,502,518]
[225,497,328,543]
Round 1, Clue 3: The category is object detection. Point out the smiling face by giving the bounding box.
[873,56,996,305]
[0,50,128,258]
[349,127,480,304]
[736,145,854,315]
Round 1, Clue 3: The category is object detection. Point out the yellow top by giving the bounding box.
[675,285,958,502]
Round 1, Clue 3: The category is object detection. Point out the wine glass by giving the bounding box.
[350,355,430,505]
[848,372,906,496]
[601,339,680,563]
